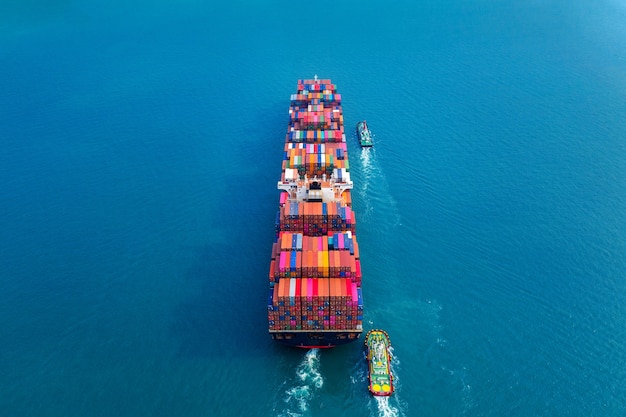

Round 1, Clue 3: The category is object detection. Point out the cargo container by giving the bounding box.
[268,77,363,348]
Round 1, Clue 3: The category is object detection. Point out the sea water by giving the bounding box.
[1,0,626,416]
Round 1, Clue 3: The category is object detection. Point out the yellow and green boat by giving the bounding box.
[365,329,394,396]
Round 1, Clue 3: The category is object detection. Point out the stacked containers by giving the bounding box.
[277,201,356,236]
[269,79,363,334]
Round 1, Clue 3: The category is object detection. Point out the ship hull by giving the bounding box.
[271,330,363,348]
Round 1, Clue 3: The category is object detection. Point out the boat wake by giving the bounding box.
[358,146,401,228]
[359,147,374,208]
[277,349,323,417]
[375,396,401,417]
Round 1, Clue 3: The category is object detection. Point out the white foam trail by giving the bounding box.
[296,349,323,389]
[375,396,401,417]
[357,146,401,227]
[278,349,323,417]
[359,147,374,218]
[361,146,372,172]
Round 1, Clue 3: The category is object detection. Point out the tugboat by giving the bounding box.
[365,329,394,396]
[356,120,373,147]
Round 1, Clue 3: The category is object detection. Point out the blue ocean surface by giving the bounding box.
[1,0,626,416]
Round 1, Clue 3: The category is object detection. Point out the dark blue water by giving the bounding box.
[2,0,626,416]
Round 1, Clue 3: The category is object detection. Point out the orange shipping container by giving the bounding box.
[340,278,348,299]
[278,278,287,299]
[296,251,302,271]
[326,202,334,217]
[340,250,350,271]
[269,260,275,280]
[329,278,338,298]
[301,276,308,297]
[339,278,346,298]
[318,278,330,298]
[333,278,341,297]
[333,250,341,271]
[280,232,292,251]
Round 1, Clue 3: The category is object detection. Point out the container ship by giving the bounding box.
[267,77,364,348]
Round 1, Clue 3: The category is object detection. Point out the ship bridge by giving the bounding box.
[277,169,352,203]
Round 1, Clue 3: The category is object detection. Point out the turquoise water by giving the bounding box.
[1,0,626,416]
